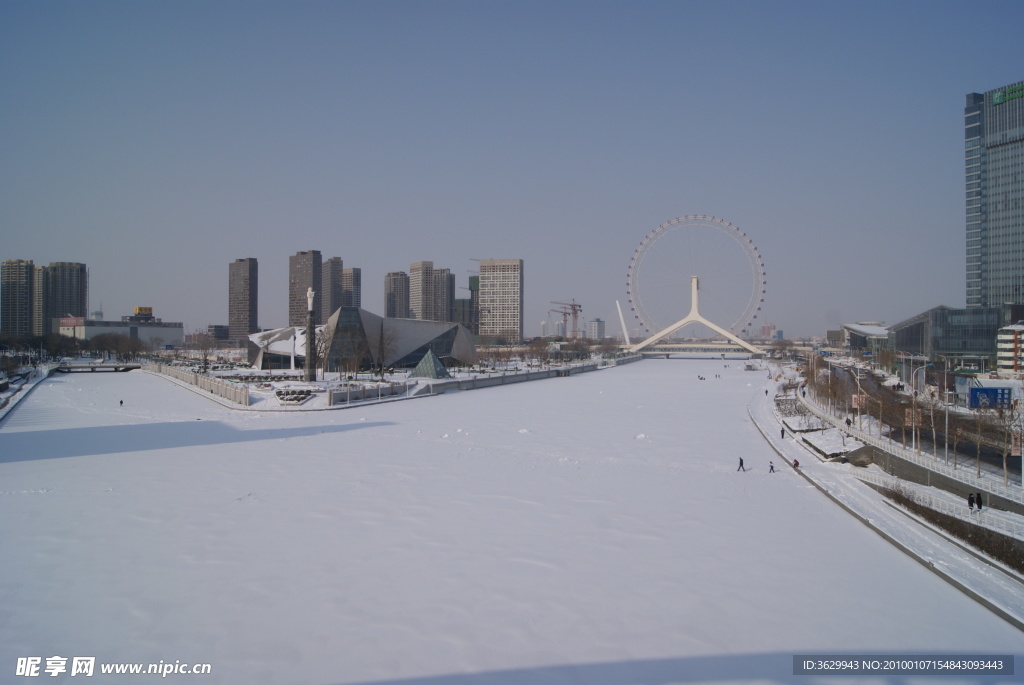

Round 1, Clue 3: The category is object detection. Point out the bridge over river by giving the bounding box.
[55,361,141,373]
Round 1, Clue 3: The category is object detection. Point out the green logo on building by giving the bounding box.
[992,90,1005,105]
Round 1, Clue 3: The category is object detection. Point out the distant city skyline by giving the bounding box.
[3,2,1023,338]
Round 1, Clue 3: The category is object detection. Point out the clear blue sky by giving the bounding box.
[2,0,1022,339]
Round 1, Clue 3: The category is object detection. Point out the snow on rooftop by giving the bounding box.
[1,361,1021,684]
[843,323,889,338]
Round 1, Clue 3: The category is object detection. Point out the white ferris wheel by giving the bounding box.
[626,215,767,340]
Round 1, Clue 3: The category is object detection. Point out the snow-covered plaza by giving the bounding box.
[1,360,1021,684]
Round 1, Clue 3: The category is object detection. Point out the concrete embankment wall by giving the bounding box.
[144,363,250,406]
[857,445,1024,517]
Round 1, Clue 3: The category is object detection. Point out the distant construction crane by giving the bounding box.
[550,299,583,339]
[548,308,569,337]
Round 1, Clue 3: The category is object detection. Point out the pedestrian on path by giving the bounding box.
[119,400,123,407]
[976,493,983,513]
[780,428,785,439]
[737,457,745,472]
[765,389,769,396]
[769,461,775,473]
[968,493,975,513]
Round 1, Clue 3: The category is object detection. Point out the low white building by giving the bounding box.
[996,322,1024,376]
[59,310,184,349]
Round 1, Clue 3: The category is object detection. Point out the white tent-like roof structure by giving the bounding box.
[249,308,477,371]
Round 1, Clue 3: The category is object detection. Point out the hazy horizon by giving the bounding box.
[3,1,1023,338]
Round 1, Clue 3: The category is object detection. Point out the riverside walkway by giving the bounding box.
[748,380,1024,633]
[796,388,1024,509]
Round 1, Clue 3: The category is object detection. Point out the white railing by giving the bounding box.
[797,391,1023,505]
[143,363,250,406]
[852,469,1024,541]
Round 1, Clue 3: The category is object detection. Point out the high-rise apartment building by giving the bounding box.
[342,267,362,308]
[385,271,410,318]
[289,251,322,327]
[409,261,434,320]
[228,258,258,342]
[478,259,523,343]
[588,318,606,340]
[1,259,35,337]
[46,262,88,324]
[432,268,455,322]
[965,80,1024,308]
[1,260,87,337]
[321,257,344,322]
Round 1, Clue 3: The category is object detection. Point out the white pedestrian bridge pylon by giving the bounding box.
[626,276,763,355]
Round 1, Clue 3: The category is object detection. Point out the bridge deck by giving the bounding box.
[56,363,141,373]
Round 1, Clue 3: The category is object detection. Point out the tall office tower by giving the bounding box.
[321,257,344,321]
[289,250,322,327]
[228,258,259,342]
[1,259,35,336]
[478,259,523,343]
[965,80,1024,308]
[409,261,434,320]
[384,271,410,318]
[432,268,455,322]
[342,267,362,308]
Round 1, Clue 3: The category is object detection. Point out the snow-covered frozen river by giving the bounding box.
[1,361,1020,684]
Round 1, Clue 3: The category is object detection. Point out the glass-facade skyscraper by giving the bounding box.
[965,80,1024,308]
[228,258,258,342]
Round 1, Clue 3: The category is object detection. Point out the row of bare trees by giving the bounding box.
[803,354,1020,486]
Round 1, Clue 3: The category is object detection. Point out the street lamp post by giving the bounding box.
[911,358,931,456]
[938,354,952,464]
[304,287,315,383]
[853,367,863,432]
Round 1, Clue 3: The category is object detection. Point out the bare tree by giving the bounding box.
[992,402,1020,486]
[771,338,794,359]
[597,338,619,356]
[951,421,963,469]
[313,329,331,381]
[336,329,369,379]
[375,320,400,380]
[527,338,549,365]
[191,333,216,373]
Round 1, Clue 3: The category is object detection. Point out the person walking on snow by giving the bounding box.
[769,461,775,473]
[737,457,745,472]
[780,428,785,439]
[976,493,983,513]
[968,493,975,513]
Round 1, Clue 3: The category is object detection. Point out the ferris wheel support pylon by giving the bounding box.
[627,277,763,355]
[615,300,631,346]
